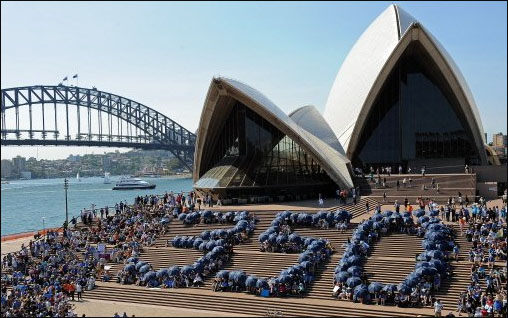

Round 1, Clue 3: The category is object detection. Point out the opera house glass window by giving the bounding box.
[353,43,481,168]
[195,103,334,197]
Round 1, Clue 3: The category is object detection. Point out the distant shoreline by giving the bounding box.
[2,173,192,182]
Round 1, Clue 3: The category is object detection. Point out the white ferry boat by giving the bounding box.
[112,176,155,190]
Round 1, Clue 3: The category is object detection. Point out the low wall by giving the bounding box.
[473,165,507,199]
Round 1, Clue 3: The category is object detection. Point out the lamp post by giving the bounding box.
[42,217,45,239]
[64,178,69,230]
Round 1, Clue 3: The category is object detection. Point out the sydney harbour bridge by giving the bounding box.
[0,85,196,170]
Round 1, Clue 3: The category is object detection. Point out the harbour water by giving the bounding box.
[1,176,193,236]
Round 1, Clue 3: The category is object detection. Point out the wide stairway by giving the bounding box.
[77,198,487,316]
[356,173,476,204]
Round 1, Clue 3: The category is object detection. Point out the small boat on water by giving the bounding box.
[104,172,112,184]
[112,176,155,190]
[1,180,9,184]
[76,172,81,182]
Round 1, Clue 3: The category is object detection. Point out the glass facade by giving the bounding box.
[195,103,335,198]
[352,42,481,169]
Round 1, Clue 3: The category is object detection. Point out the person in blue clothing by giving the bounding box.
[453,245,460,261]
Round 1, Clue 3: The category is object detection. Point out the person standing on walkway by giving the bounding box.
[434,299,443,317]
[383,192,387,202]
[365,200,370,213]
[76,281,83,302]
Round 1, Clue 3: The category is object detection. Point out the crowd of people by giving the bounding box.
[1,191,195,317]
[456,201,507,317]
[1,229,97,317]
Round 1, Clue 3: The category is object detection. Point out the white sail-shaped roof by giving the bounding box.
[324,4,487,164]
[194,77,354,189]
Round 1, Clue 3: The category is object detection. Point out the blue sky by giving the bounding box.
[1,1,506,159]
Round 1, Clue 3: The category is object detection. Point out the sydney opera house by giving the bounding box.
[193,4,493,200]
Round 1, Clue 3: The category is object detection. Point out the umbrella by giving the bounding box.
[216,270,229,279]
[267,233,278,244]
[180,265,194,276]
[419,266,438,276]
[143,271,156,281]
[205,240,217,251]
[415,261,431,269]
[368,282,385,294]
[126,257,138,264]
[276,234,289,245]
[200,230,211,240]
[383,284,397,293]
[139,264,151,273]
[278,275,291,284]
[335,263,349,273]
[193,238,204,249]
[124,264,135,273]
[256,279,269,289]
[403,217,413,224]
[347,255,362,266]
[168,265,181,276]
[427,250,444,259]
[418,216,429,224]
[372,214,383,222]
[422,240,436,250]
[178,213,187,221]
[335,271,351,283]
[429,210,439,217]
[429,217,440,224]
[203,210,213,219]
[414,209,426,217]
[346,276,362,288]
[382,211,393,217]
[390,212,402,219]
[372,222,382,230]
[288,233,301,244]
[429,259,445,272]
[304,238,315,247]
[404,273,420,287]
[156,269,169,279]
[171,237,182,248]
[298,252,312,263]
[198,242,207,251]
[397,283,411,295]
[297,213,312,224]
[347,266,362,276]
[402,212,411,218]
[245,276,258,288]
[212,246,225,255]
[354,285,369,299]
[300,261,312,271]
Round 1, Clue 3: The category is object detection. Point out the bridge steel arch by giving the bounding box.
[1,85,196,170]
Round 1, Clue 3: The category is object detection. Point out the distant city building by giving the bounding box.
[493,132,506,147]
[12,156,26,172]
[67,154,81,162]
[20,171,32,179]
[102,156,112,171]
[1,160,13,179]
[492,132,507,157]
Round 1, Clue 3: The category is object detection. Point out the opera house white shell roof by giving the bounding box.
[324,4,487,164]
[193,4,489,192]
[193,77,354,190]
